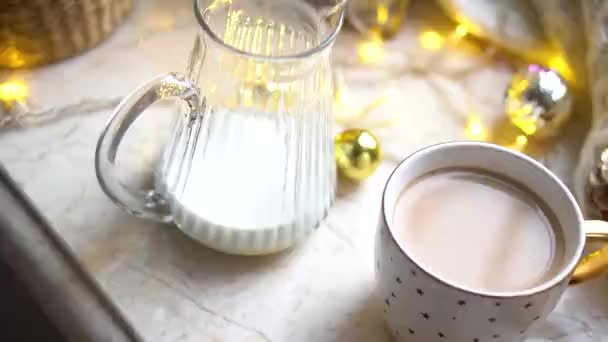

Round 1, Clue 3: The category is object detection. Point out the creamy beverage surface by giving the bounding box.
[392,170,565,292]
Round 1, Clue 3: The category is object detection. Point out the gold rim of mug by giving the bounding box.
[193,0,345,62]
[380,141,586,298]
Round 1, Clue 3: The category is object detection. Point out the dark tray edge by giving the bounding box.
[0,164,144,342]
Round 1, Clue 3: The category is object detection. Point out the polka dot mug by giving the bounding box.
[376,142,608,342]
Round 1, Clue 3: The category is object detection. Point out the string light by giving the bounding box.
[419,31,444,51]
[354,87,397,121]
[343,21,546,158]
[347,23,488,141]
[464,114,488,141]
[504,135,529,152]
[358,40,384,63]
[335,82,398,128]
[359,24,469,66]
[0,81,28,102]
[515,134,528,146]
[419,24,469,51]
[454,24,468,38]
[376,5,389,25]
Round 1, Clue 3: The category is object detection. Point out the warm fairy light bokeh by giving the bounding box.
[360,24,469,63]
[348,22,545,155]
[515,134,528,146]
[516,135,528,145]
[464,116,530,151]
[464,115,488,141]
[376,4,389,25]
[358,40,384,63]
[419,24,467,51]
[454,24,468,38]
[419,30,444,51]
[0,81,28,102]
[505,135,529,151]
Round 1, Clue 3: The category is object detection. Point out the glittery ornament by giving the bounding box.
[505,65,572,138]
[335,128,383,181]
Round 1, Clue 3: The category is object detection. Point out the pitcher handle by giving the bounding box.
[570,220,608,284]
[95,73,200,223]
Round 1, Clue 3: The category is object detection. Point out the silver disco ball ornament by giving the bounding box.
[504,64,572,139]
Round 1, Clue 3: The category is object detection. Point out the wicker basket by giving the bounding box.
[0,0,133,68]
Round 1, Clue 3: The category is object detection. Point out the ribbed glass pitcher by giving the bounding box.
[95,0,344,255]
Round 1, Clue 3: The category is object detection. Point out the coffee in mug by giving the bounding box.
[392,169,566,292]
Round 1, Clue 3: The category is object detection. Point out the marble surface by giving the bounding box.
[1,0,607,341]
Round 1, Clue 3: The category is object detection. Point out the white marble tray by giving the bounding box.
[0,0,606,341]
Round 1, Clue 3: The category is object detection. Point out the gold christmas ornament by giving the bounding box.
[335,128,383,181]
[504,65,572,139]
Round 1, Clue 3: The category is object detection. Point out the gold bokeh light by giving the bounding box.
[464,115,488,141]
[0,81,28,102]
[376,5,389,25]
[419,31,444,51]
[455,24,468,38]
[358,40,384,63]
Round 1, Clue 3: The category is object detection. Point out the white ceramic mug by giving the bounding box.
[376,142,608,342]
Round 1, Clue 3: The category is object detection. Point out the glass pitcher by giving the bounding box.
[95,0,345,255]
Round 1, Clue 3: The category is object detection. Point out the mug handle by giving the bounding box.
[95,73,200,223]
[570,220,608,284]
